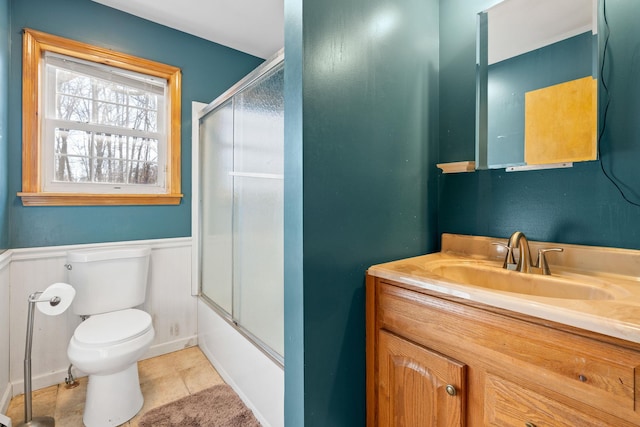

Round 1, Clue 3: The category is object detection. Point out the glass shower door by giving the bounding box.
[199,61,284,360]
[232,65,284,357]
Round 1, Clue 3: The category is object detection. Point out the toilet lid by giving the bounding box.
[74,309,153,346]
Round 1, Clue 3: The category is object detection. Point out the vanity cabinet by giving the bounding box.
[366,275,640,427]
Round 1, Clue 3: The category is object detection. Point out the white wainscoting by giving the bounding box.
[8,238,196,396]
[0,251,11,413]
[197,298,284,427]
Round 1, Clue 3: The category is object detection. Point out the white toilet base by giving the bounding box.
[83,363,143,427]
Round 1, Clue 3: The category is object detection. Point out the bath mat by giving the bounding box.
[138,384,261,427]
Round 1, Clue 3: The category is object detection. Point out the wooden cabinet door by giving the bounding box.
[378,330,466,427]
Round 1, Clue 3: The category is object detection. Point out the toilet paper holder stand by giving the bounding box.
[17,285,75,427]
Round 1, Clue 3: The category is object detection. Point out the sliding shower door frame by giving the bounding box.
[195,49,284,368]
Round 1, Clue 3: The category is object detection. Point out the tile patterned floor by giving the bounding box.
[6,346,224,426]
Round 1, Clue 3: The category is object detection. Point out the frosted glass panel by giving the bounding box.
[199,59,284,360]
[200,100,233,314]
[233,177,283,355]
[234,66,284,175]
[233,64,284,356]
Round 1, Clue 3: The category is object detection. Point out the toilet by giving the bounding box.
[66,246,155,427]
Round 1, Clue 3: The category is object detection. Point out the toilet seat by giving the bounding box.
[73,309,152,347]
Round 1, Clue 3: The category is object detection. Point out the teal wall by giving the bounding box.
[284,0,439,424]
[487,32,594,167]
[0,0,8,250]
[8,0,262,248]
[439,0,640,249]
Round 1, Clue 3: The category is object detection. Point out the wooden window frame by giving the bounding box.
[18,28,183,206]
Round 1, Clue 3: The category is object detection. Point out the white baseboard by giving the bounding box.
[143,335,198,360]
[0,383,11,415]
[10,366,70,397]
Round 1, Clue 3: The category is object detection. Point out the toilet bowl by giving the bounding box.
[68,309,154,426]
[65,246,154,427]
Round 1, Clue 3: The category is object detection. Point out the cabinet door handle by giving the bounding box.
[525,422,537,427]
[445,384,457,396]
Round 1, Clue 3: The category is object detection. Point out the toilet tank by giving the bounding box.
[66,246,151,316]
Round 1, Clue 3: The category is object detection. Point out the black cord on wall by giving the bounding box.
[597,0,640,207]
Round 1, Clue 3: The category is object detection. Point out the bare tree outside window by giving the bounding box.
[52,67,160,186]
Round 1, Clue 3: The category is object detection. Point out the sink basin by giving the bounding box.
[368,234,640,344]
[424,261,621,300]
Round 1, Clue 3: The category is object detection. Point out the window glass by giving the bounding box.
[43,53,166,193]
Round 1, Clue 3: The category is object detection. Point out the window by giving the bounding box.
[19,29,182,206]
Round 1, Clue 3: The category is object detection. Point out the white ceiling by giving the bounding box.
[92,0,284,59]
[487,0,595,64]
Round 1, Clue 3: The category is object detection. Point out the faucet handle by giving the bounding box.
[491,242,508,251]
[492,242,516,270]
[537,248,563,275]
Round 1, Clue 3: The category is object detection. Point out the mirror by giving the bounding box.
[476,0,599,170]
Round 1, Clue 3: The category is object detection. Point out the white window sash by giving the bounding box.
[44,51,165,94]
[41,51,168,194]
[45,119,162,140]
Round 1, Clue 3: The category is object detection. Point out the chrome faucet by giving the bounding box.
[502,231,563,275]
